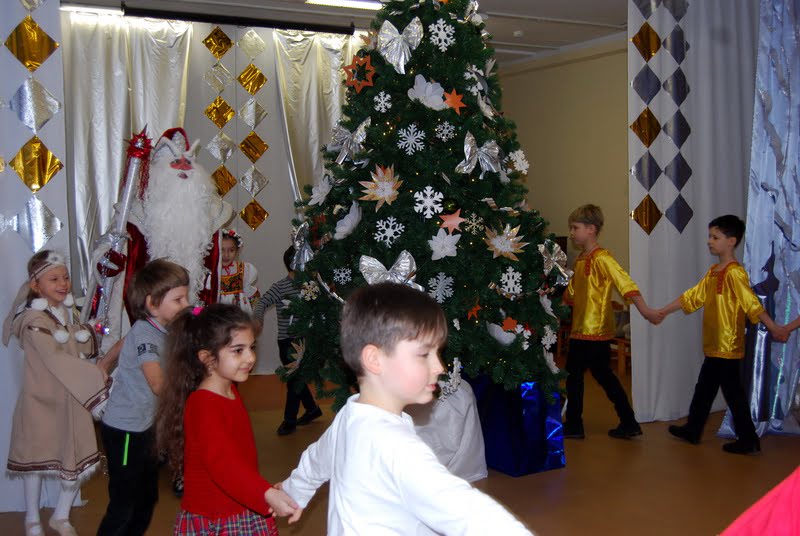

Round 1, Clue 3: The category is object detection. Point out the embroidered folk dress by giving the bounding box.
[218,261,260,314]
[7,306,109,481]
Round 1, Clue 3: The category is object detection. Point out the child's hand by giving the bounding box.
[771,324,790,343]
[265,486,298,517]
[288,507,304,524]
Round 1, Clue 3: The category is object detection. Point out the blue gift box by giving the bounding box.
[468,376,566,477]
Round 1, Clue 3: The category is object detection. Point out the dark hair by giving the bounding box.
[568,204,604,233]
[709,215,745,246]
[340,283,448,378]
[128,259,190,321]
[155,303,256,472]
[283,246,295,272]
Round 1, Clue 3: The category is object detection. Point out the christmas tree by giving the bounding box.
[285,0,571,409]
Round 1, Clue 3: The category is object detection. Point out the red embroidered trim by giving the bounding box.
[7,452,101,481]
[711,262,739,294]
[569,332,614,341]
[575,247,604,277]
[624,291,641,299]
[84,378,112,412]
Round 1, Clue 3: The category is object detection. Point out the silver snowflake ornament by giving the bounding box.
[300,281,320,301]
[464,212,485,234]
[374,91,392,113]
[398,123,426,156]
[413,185,444,219]
[374,216,406,247]
[541,324,557,349]
[428,272,454,304]
[508,149,530,174]
[435,121,455,142]
[428,19,455,53]
[333,267,352,285]
[500,266,523,295]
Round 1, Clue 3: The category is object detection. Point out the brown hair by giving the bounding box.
[568,204,604,233]
[128,259,190,321]
[155,303,256,472]
[340,283,448,378]
[26,250,58,304]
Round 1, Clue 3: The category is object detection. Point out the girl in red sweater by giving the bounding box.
[156,304,298,535]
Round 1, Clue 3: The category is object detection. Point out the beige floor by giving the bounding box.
[1,374,799,535]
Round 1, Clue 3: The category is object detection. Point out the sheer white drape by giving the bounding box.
[62,12,191,295]
[629,0,759,422]
[273,30,363,195]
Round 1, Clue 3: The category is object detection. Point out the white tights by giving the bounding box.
[24,475,80,523]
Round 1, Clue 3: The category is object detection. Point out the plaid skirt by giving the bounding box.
[174,509,278,536]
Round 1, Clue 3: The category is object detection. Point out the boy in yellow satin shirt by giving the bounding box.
[657,215,788,454]
[563,205,660,440]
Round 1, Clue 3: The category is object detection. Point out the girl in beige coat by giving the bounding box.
[2,251,112,536]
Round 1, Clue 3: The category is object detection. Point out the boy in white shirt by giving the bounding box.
[280,282,534,535]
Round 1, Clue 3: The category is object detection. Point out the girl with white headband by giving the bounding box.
[2,250,113,536]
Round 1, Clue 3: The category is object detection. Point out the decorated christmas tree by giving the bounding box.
[285,0,572,409]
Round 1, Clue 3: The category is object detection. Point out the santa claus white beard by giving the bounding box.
[141,163,216,300]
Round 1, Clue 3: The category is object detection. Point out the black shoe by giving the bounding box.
[277,421,297,436]
[722,438,761,455]
[562,422,585,439]
[172,474,184,498]
[668,424,700,445]
[608,422,643,439]
[297,406,322,426]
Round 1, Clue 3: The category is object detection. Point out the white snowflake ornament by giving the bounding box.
[428,19,455,53]
[398,123,426,156]
[333,268,352,285]
[428,228,460,260]
[464,212,484,234]
[300,281,320,301]
[508,149,530,174]
[374,91,392,113]
[500,266,523,295]
[413,185,444,219]
[541,325,557,349]
[374,216,405,247]
[435,121,455,142]
[428,272,454,303]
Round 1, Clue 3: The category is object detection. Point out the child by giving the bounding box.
[98,259,190,534]
[279,283,534,535]
[562,204,660,440]
[656,215,788,454]
[254,246,321,436]
[155,303,298,535]
[218,228,260,313]
[2,250,110,536]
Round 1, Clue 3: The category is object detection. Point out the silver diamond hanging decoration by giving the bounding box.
[239,97,267,129]
[204,63,233,93]
[240,165,269,197]
[663,110,691,148]
[10,77,61,133]
[664,152,692,190]
[665,194,693,232]
[238,29,267,59]
[662,67,690,105]
[10,196,63,252]
[662,0,689,22]
[663,25,690,64]
[206,132,237,163]
[20,0,46,12]
[632,0,660,19]
[632,64,661,105]
[632,151,662,191]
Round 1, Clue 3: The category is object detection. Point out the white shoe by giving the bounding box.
[25,521,44,536]
[48,517,78,536]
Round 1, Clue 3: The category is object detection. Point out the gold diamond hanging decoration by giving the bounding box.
[240,199,269,230]
[203,26,233,59]
[630,107,661,148]
[21,0,46,11]
[10,135,63,192]
[5,16,60,72]
[239,131,268,163]
[237,63,267,95]
[0,157,5,173]
[631,22,660,61]
[212,165,237,197]
[204,96,235,129]
[631,194,662,235]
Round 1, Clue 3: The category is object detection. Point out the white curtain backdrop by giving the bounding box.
[62,12,192,296]
[629,0,759,421]
[273,30,363,194]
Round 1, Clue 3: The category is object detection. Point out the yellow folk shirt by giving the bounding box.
[680,262,764,359]
[564,249,641,340]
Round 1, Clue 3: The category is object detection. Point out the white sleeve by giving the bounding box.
[281,420,336,508]
[394,435,535,536]
[244,263,259,299]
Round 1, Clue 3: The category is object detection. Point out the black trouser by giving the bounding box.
[565,339,637,426]
[685,356,758,442]
[279,338,317,423]
[97,423,159,536]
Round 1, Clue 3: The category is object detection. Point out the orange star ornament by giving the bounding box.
[343,54,376,93]
[467,302,482,320]
[444,89,466,115]
[501,317,518,332]
[439,209,466,234]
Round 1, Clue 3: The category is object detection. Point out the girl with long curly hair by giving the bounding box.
[155,304,298,535]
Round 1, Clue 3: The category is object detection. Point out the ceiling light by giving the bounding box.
[306,0,382,11]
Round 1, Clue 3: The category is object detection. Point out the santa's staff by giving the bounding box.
[81,129,152,339]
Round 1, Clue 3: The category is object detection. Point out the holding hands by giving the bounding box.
[267,482,304,524]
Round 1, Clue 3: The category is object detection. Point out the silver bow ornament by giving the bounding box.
[359,250,423,291]
[290,222,315,272]
[539,239,573,286]
[455,131,503,180]
[378,17,423,74]
[329,117,371,165]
